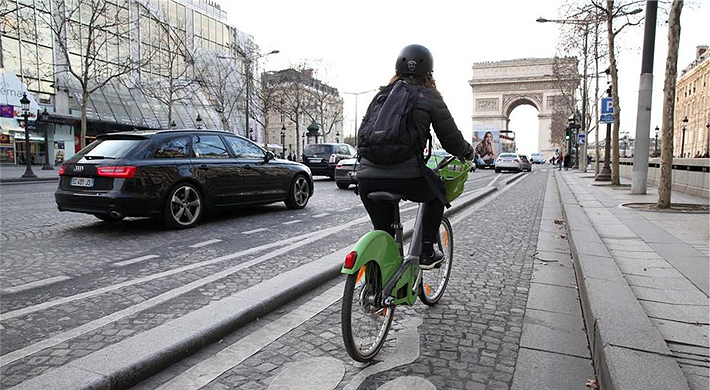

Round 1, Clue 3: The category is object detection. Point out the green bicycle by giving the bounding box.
[340,155,472,362]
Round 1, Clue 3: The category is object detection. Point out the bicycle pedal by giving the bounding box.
[383,296,394,306]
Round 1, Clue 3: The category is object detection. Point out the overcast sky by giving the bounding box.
[222,1,708,156]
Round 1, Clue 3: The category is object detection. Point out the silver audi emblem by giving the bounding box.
[73,166,84,172]
[407,60,417,72]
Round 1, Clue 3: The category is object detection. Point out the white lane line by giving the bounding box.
[189,239,223,248]
[111,255,159,268]
[1,276,72,294]
[487,173,502,187]
[312,213,330,218]
[156,282,345,390]
[242,228,268,235]
[282,220,302,225]
[0,215,375,365]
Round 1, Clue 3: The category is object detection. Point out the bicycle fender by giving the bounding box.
[341,230,402,285]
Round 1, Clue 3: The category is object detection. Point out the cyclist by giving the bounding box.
[357,44,475,270]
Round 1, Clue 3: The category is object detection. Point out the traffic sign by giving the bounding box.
[577,133,586,145]
[600,114,614,124]
[601,97,614,114]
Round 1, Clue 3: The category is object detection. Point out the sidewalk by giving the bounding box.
[555,170,709,390]
[0,163,59,183]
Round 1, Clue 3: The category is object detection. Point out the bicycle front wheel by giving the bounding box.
[341,262,394,362]
[419,216,454,306]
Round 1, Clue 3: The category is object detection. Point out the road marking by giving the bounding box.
[189,239,222,248]
[282,220,302,225]
[0,276,72,294]
[156,282,345,389]
[312,213,330,218]
[111,255,159,268]
[241,228,268,235]
[487,173,502,187]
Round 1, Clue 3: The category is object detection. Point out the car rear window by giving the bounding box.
[304,145,334,155]
[500,153,517,158]
[81,139,144,159]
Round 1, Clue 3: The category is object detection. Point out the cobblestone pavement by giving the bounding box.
[0,170,503,388]
[132,169,549,390]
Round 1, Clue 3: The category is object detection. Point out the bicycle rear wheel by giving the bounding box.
[419,216,454,306]
[341,262,394,362]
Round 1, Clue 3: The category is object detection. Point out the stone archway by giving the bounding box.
[470,58,578,157]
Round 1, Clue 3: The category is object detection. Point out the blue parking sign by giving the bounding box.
[601,97,614,114]
[578,133,586,145]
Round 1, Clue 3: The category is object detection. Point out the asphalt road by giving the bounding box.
[0,168,517,388]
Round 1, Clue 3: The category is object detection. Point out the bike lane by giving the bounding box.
[129,168,594,390]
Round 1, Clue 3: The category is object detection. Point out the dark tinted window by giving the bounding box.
[224,136,264,158]
[304,144,334,155]
[192,135,230,158]
[153,136,189,158]
[81,139,143,159]
[337,145,350,154]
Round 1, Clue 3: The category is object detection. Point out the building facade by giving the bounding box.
[1,0,258,166]
[261,68,343,160]
[674,45,710,158]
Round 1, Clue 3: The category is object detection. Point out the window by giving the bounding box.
[192,135,229,158]
[153,136,189,158]
[224,136,264,158]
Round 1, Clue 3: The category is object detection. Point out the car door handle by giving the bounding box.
[198,165,209,171]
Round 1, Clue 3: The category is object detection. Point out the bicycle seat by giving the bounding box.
[368,191,405,203]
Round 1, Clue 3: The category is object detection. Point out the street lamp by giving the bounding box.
[280,124,286,159]
[681,116,688,158]
[40,108,52,170]
[654,125,659,157]
[195,114,203,130]
[20,93,36,178]
[336,131,340,143]
[342,89,378,144]
[706,123,710,157]
[170,120,177,129]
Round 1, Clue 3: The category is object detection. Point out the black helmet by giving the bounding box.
[395,44,433,76]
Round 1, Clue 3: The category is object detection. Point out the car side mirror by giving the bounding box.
[265,151,275,161]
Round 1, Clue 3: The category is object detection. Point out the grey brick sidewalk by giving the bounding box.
[0,164,59,183]
[556,171,709,390]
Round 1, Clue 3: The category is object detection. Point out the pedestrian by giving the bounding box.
[357,44,475,269]
[558,153,563,171]
[563,153,571,170]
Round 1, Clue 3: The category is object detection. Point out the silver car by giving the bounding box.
[495,153,523,173]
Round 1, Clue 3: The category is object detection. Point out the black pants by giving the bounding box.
[358,177,444,244]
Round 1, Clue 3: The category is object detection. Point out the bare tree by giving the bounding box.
[129,15,193,129]
[37,0,147,148]
[269,64,315,158]
[303,84,344,143]
[194,49,245,131]
[657,0,683,208]
[251,72,282,149]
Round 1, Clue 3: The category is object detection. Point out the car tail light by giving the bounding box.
[514,159,520,163]
[97,166,137,178]
[344,251,357,269]
[329,154,337,163]
[58,166,66,176]
[336,162,343,168]
[496,158,501,163]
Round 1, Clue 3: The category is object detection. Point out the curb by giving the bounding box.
[0,177,58,184]
[554,172,690,390]
[10,178,515,389]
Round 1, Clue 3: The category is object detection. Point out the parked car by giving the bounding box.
[334,158,359,189]
[494,152,523,173]
[519,155,533,172]
[55,129,314,228]
[302,143,357,178]
[530,152,546,164]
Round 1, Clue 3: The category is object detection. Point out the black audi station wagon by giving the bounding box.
[55,129,314,228]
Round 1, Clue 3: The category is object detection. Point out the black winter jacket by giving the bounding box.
[358,80,472,180]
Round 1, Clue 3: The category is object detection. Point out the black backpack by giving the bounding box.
[357,80,421,165]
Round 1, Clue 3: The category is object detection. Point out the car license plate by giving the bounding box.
[71,177,94,187]
[309,158,322,163]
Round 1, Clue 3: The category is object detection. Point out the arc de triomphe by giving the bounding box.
[469,57,578,157]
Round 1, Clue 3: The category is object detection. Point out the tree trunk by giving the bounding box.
[80,90,89,149]
[658,0,683,208]
[607,0,621,185]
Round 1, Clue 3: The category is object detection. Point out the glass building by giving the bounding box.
[0,0,256,165]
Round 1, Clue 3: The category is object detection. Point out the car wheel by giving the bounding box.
[495,168,501,173]
[163,182,203,229]
[94,213,125,222]
[285,174,310,209]
[336,181,350,189]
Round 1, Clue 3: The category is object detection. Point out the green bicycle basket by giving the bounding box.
[427,156,472,202]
